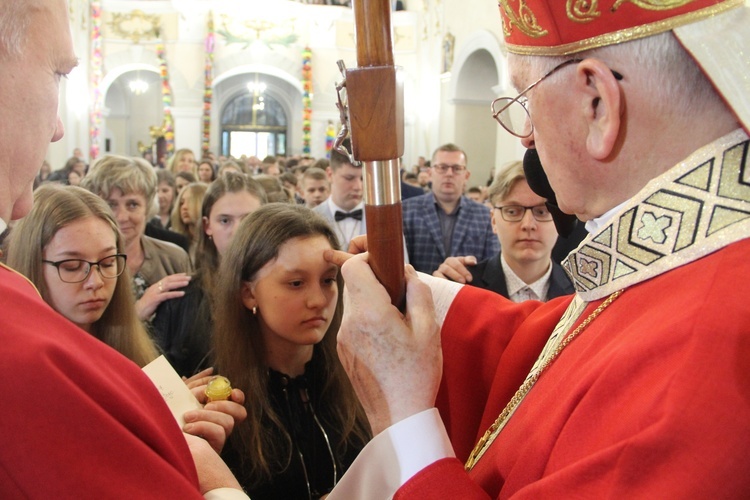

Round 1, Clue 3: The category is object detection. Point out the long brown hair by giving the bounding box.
[194,171,267,295]
[171,182,208,242]
[212,203,370,484]
[7,184,158,367]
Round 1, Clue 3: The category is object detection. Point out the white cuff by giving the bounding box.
[204,488,250,500]
[416,272,463,327]
[328,408,455,500]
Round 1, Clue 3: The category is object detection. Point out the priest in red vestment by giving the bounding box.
[328,0,750,498]
[0,1,245,497]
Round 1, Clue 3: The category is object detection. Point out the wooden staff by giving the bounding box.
[337,0,405,308]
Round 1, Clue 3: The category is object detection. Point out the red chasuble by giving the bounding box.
[0,265,204,497]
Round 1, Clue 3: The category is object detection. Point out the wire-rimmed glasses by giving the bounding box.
[494,204,553,222]
[43,254,128,283]
[491,58,623,138]
[432,163,467,174]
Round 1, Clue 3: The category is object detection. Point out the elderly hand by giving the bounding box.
[347,234,368,255]
[336,253,442,435]
[432,255,477,283]
[135,272,191,321]
[182,369,248,454]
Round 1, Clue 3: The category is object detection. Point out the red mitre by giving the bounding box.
[499,0,744,55]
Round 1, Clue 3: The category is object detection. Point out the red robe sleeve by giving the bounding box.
[435,285,571,462]
[0,265,203,498]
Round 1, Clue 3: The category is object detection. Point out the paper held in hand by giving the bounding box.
[142,355,202,427]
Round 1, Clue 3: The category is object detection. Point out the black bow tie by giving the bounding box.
[334,209,363,222]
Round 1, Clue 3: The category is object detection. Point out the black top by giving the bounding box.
[145,219,190,253]
[152,279,212,377]
[222,354,364,500]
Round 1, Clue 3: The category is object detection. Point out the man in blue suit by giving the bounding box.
[402,143,499,274]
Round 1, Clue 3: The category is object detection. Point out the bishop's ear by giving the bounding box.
[576,58,623,160]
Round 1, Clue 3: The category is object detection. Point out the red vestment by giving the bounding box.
[0,264,204,497]
[397,131,750,498]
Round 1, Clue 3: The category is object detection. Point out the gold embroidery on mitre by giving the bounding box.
[567,0,602,23]
[612,0,695,12]
[499,0,548,39]
[504,0,743,55]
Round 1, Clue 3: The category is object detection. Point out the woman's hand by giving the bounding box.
[182,371,248,454]
[135,272,191,320]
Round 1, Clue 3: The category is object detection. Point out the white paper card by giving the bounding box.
[142,355,202,427]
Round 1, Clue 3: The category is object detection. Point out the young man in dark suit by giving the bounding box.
[433,161,573,301]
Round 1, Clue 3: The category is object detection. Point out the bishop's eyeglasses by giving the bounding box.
[491,58,623,138]
[43,254,128,283]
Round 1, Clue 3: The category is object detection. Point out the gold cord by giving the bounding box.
[465,289,624,470]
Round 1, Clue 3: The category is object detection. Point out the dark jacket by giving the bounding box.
[468,253,574,300]
[152,279,212,377]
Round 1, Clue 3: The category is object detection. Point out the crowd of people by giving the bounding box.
[2,0,748,497]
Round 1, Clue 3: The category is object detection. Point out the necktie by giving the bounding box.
[334,209,363,222]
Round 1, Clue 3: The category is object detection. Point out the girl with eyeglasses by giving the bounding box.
[8,184,250,454]
[7,184,157,366]
[213,204,371,499]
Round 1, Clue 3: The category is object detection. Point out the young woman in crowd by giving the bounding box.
[154,169,177,229]
[175,171,197,194]
[8,183,248,454]
[7,184,157,366]
[168,148,197,176]
[81,155,191,322]
[154,172,267,376]
[172,182,208,257]
[213,203,371,499]
[197,158,217,184]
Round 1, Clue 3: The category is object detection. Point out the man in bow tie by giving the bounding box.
[314,139,366,250]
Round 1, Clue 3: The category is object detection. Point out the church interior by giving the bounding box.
[52,0,526,186]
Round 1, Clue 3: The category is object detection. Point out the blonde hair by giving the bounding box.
[171,182,208,241]
[7,184,158,367]
[169,148,198,176]
[487,161,526,205]
[81,154,158,217]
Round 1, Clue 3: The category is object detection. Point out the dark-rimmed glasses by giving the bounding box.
[43,254,127,283]
[491,58,623,138]
[494,205,553,222]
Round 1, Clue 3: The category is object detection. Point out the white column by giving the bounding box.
[171,105,203,155]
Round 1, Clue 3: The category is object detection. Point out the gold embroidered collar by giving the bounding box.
[564,129,750,301]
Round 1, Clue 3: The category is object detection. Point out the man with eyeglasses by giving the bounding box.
[434,161,573,301]
[328,0,750,498]
[401,143,499,274]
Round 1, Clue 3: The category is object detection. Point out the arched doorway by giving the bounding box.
[220,77,289,159]
[102,67,162,156]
